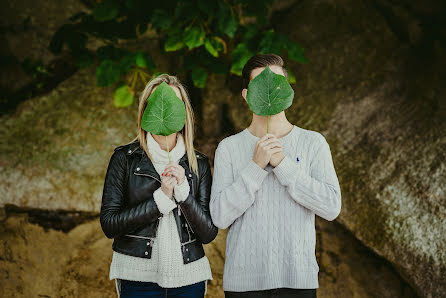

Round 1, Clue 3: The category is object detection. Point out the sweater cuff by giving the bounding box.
[174,178,190,202]
[154,187,177,215]
[272,155,300,186]
[241,160,269,191]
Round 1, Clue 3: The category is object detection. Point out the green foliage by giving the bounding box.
[217,1,238,38]
[135,52,155,69]
[246,66,294,116]
[113,83,134,107]
[93,0,120,22]
[191,67,208,88]
[141,81,186,136]
[164,29,185,52]
[183,26,205,49]
[96,60,120,86]
[47,0,308,107]
[286,67,296,84]
[230,43,254,76]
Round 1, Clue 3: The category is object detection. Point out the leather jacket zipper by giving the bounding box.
[178,203,195,234]
[134,172,161,183]
[133,171,163,232]
[178,174,195,234]
[180,238,197,246]
[134,170,195,237]
[125,234,154,246]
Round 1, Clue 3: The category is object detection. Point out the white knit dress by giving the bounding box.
[109,133,212,296]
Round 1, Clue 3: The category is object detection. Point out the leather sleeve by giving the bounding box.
[100,149,162,239]
[179,157,218,244]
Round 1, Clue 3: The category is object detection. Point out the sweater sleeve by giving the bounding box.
[154,187,177,215]
[173,178,190,203]
[210,140,269,229]
[272,136,342,221]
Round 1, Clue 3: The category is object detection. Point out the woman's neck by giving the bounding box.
[248,111,294,138]
[151,133,177,152]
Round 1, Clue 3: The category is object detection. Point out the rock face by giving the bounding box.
[0,212,416,298]
[205,1,445,296]
[0,0,87,96]
[1,0,445,297]
[0,67,138,212]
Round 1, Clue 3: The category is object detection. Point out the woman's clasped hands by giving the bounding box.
[161,161,186,199]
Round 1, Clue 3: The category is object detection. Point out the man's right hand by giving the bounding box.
[253,133,283,169]
[161,175,177,199]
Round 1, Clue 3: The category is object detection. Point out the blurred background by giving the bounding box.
[0,0,445,297]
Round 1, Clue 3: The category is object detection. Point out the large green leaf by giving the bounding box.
[246,66,294,116]
[141,81,186,136]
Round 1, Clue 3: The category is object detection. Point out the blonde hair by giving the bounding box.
[128,74,199,176]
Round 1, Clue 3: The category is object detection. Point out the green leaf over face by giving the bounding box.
[141,81,186,136]
[246,66,294,116]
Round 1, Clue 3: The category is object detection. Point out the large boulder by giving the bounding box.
[0,67,137,212]
[211,0,445,296]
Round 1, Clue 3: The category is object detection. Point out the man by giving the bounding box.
[209,53,342,298]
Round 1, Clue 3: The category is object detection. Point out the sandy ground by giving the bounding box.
[0,212,416,297]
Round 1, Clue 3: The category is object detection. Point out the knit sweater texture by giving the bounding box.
[209,125,342,292]
[109,133,212,294]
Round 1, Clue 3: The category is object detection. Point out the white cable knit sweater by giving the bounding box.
[210,125,342,292]
[109,133,212,295]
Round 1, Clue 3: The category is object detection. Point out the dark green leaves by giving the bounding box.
[183,26,205,49]
[246,66,294,116]
[93,0,120,22]
[135,52,155,69]
[141,82,186,136]
[164,29,185,52]
[230,43,254,76]
[96,60,121,86]
[217,1,238,38]
[191,67,208,88]
[204,37,225,57]
[48,0,308,93]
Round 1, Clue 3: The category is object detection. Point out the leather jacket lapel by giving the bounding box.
[134,153,161,182]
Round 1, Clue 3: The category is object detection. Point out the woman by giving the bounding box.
[100,74,218,297]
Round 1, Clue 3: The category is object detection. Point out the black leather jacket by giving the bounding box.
[100,140,218,264]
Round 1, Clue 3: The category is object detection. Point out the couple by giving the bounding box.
[100,53,342,298]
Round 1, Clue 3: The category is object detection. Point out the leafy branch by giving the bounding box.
[48,0,308,107]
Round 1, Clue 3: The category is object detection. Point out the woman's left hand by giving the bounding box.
[162,161,186,185]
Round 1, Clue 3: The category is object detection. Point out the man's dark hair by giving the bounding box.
[241,53,289,89]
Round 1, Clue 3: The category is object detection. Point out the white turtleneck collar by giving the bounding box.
[146,132,186,165]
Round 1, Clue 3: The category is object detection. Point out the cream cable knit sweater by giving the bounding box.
[109,133,212,295]
[210,125,342,292]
